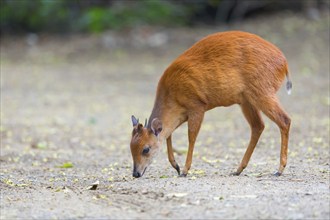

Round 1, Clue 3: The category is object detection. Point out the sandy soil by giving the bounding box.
[1,11,329,219]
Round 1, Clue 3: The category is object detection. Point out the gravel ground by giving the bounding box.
[1,11,329,219]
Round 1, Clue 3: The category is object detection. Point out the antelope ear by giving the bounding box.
[151,118,162,136]
[131,115,139,127]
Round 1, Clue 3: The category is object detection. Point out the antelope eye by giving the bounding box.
[142,147,150,155]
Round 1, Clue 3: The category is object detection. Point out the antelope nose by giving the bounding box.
[133,171,141,178]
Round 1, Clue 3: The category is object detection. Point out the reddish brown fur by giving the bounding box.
[130,31,291,178]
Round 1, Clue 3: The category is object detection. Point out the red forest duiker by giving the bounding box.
[130,31,292,178]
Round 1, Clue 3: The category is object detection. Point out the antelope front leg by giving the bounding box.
[180,111,204,177]
[167,135,180,175]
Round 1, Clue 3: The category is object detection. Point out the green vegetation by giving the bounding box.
[0,0,324,34]
[0,0,190,33]
[1,0,72,32]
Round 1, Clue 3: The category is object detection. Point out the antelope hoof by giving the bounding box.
[175,164,180,175]
[179,173,187,177]
[274,171,282,177]
[230,171,241,176]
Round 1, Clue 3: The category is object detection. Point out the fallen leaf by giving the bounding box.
[31,141,48,149]
[93,194,107,200]
[57,162,73,168]
[166,192,188,198]
[312,137,323,144]
[87,180,99,190]
[190,169,205,175]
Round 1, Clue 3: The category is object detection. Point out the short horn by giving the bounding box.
[144,118,148,127]
[131,115,139,127]
[132,115,139,127]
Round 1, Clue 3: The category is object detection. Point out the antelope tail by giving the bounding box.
[286,72,292,95]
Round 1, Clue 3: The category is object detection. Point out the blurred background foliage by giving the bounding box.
[0,0,328,34]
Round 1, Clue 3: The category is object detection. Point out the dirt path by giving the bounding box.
[1,11,329,219]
